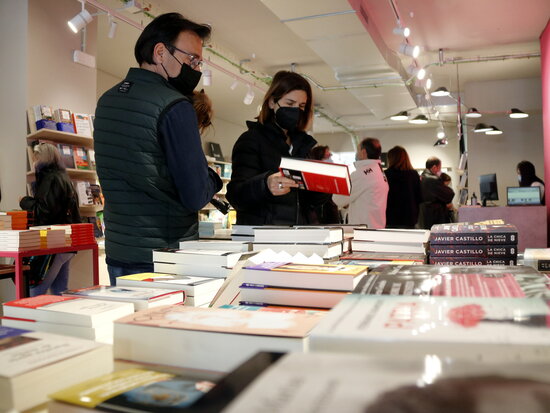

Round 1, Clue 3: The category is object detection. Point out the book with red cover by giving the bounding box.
[72,146,90,170]
[429,223,518,245]
[279,157,351,195]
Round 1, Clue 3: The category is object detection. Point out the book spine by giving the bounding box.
[429,231,518,245]
[429,256,517,265]
[429,244,517,257]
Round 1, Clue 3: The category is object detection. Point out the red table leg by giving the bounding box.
[14,257,24,299]
[92,244,99,285]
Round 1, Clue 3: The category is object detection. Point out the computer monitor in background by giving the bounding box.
[479,173,498,206]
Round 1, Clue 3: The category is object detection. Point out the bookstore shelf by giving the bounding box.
[26,168,97,181]
[27,129,94,147]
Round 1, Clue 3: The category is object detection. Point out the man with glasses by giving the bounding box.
[94,13,222,285]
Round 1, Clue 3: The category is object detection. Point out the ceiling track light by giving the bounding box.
[407,65,426,80]
[437,126,446,139]
[434,137,448,146]
[409,114,429,124]
[398,42,420,58]
[485,125,503,135]
[390,111,409,121]
[393,26,411,37]
[430,86,450,97]
[465,108,482,118]
[230,79,239,90]
[509,108,529,118]
[68,8,93,33]
[473,123,492,133]
[243,86,255,105]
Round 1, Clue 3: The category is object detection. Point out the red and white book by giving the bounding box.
[279,157,351,195]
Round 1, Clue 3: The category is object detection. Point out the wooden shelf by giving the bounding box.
[27,129,94,147]
[79,205,103,213]
[27,168,97,181]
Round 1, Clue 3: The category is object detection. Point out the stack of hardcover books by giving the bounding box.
[239,262,368,309]
[0,230,41,251]
[6,211,29,230]
[0,214,12,229]
[339,251,426,267]
[115,272,225,307]
[428,223,518,265]
[251,226,345,259]
[153,248,243,278]
[350,228,429,255]
[1,295,134,344]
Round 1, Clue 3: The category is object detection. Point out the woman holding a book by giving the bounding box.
[20,143,81,296]
[227,71,329,225]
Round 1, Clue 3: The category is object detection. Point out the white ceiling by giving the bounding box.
[94,0,550,136]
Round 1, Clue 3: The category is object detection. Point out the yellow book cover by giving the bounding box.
[247,262,368,276]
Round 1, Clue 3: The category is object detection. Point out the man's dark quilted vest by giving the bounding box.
[94,68,198,264]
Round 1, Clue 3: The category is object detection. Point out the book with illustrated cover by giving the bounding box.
[223,352,550,413]
[27,105,56,133]
[72,113,93,137]
[113,305,322,372]
[354,264,547,298]
[74,180,93,205]
[0,326,113,412]
[73,146,90,170]
[2,295,134,327]
[429,223,518,245]
[49,352,284,413]
[242,262,367,291]
[279,157,351,195]
[62,285,185,311]
[430,257,517,265]
[309,295,550,362]
[57,143,76,169]
[89,183,104,206]
[429,244,517,257]
[87,148,96,169]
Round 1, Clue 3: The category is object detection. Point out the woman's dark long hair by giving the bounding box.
[517,160,544,187]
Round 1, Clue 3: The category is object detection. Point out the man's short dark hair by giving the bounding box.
[360,137,382,160]
[426,156,441,170]
[134,13,211,65]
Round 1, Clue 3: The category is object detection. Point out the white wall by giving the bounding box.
[204,117,247,162]
[465,78,544,206]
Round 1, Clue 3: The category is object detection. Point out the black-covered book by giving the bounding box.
[429,256,517,265]
[353,264,544,297]
[429,223,518,245]
[208,142,224,161]
[429,244,517,258]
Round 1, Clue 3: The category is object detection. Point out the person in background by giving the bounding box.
[94,13,222,286]
[20,143,81,295]
[226,70,329,225]
[417,156,455,229]
[384,145,421,229]
[440,172,457,223]
[517,160,545,204]
[308,145,341,224]
[333,137,389,228]
[193,89,213,134]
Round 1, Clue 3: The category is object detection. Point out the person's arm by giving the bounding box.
[158,100,222,211]
[432,180,455,204]
[20,174,65,223]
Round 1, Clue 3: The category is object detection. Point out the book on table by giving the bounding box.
[253,226,344,244]
[279,157,351,195]
[251,241,343,259]
[62,285,185,311]
[113,305,323,373]
[1,315,114,343]
[429,223,518,245]
[309,294,550,362]
[2,295,134,327]
[523,248,550,272]
[152,248,243,268]
[115,272,224,307]
[242,262,367,291]
[340,251,426,262]
[239,283,350,309]
[353,228,430,244]
[222,351,550,413]
[354,264,548,298]
[430,256,518,265]
[179,239,252,252]
[49,352,284,413]
[429,243,518,257]
[0,326,113,412]
[153,262,233,279]
[351,239,427,254]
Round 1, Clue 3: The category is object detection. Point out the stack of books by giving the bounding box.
[428,223,518,265]
[116,272,225,307]
[153,248,243,278]
[340,251,426,267]
[179,239,251,252]
[231,224,257,242]
[239,262,368,309]
[113,305,323,372]
[0,230,41,251]
[1,295,134,344]
[39,228,66,248]
[7,211,28,230]
[199,221,223,237]
[57,223,95,246]
[0,214,12,229]
[0,326,113,412]
[251,226,345,259]
[351,228,429,255]
[62,285,185,310]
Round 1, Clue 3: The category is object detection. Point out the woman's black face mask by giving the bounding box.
[275,102,302,131]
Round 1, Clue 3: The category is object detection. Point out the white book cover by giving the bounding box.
[254,227,344,244]
[252,242,343,259]
[62,285,185,311]
[153,248,242,268]
[353,228,430,244]
[2,295,134,327]
[223,352,550,413]
[351,240,426,254]
[153,262,232,278]
[115,272,224,297]
[310,295,550,362]
[179,239,251,252]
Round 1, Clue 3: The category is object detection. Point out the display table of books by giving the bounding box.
[0,243,99,299]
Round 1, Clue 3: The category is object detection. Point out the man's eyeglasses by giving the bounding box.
[166,44,203,70]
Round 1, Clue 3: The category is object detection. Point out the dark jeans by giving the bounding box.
[108,263,154,286]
